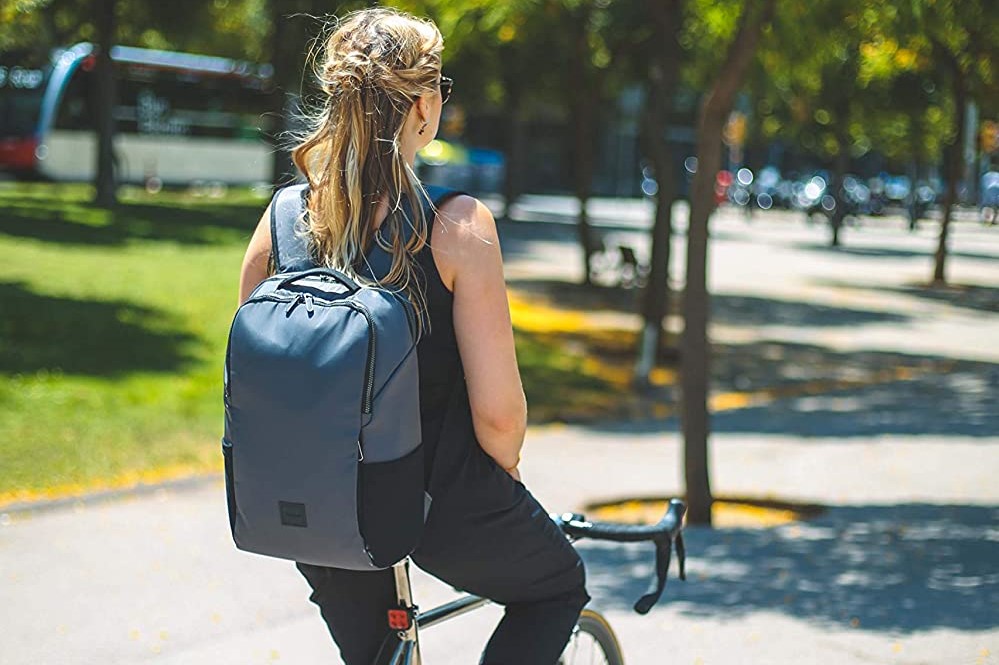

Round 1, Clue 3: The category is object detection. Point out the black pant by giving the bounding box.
[296,437,589,665]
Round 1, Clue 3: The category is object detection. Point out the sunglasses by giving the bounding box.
[439,75,454,104]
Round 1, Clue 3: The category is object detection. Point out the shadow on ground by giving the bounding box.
[712,341,999,437]
[583,340,999,437]
[791,240,998,263]
[507,279,645,316]
[708,366,999,438]
[712,294,910,328]
[497,218,746,265]
[816,279,999,316]
[506,279,911,329]
[579,503,999,632]
[0,281,196,375]
[0,193,260,246]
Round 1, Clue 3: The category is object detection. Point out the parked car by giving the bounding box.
[980,171,999,225]
[416,139,504,194]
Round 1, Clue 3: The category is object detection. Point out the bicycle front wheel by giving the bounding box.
[559,609,624,665]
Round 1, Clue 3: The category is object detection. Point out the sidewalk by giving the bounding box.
[2,206,997,664]
[2,429,997,664]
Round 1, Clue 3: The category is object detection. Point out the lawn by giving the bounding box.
[0,183,622,504]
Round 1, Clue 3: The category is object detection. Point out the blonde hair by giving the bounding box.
[290,7,443,322]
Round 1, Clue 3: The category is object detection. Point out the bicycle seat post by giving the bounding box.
[391,558,422,664]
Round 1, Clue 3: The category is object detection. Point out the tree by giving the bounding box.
[1,0,271,60]
[558,0,646,285]
[750,0,874,246]
[92,0,117,207]
[634,0,684,385]
[396,0,565,220]
[265,0,351,186]
[401,0,651,284]
[919,0,999,284]
[564,0,601,284]
[862,0,999,283]
[681,0,774,525]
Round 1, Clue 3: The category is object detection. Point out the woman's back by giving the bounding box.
[236,8,588,663]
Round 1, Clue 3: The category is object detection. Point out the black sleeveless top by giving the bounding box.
[271,185,467,488]
[413,210,464,486]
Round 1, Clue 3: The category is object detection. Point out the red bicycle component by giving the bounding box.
[387,608,413,630]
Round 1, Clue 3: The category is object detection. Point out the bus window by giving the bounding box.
[115,65,271,140]
[0,64,48,137]
[54,67,95,131]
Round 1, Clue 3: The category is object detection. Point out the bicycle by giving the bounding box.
[373,498,688,665]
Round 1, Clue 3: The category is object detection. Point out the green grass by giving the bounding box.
[0,182,618,502]
[0,183,265,501]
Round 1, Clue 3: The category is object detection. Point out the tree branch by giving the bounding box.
[700,0,776,124]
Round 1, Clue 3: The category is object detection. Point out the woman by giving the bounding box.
[237,7,588,665]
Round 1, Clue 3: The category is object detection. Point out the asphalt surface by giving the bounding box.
[2,202,997,664]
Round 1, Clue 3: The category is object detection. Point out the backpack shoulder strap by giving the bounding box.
[269,183,314,273]
[362,186,469,281]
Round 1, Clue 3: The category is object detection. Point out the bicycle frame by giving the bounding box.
[379,500,686,664]
[383,559,489,665]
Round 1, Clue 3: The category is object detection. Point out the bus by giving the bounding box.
[0,43,276,185]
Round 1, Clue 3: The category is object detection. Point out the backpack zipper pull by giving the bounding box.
[285,293,304,316]
[356,439,364,462]
[304,293,314,314]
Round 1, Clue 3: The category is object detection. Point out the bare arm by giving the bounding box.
[239,204,273,304]
[434,196,526,473]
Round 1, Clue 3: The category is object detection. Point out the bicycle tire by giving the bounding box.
[559,609,625,665]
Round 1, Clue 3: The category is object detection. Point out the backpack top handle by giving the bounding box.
[277,267,362,293]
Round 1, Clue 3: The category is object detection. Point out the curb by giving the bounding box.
[0,472,219,520]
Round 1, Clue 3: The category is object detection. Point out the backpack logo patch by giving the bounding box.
[279,501,308,528]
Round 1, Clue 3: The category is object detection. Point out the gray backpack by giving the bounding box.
[222,183,465,569]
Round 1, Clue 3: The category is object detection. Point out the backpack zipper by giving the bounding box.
[242,291,377,414]
[347,301,377,414]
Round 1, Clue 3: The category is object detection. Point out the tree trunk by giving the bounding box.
[268,0,328,186]
[908,113,924,231]
[569,2,597,285]
[635,0,683,385]
[93,0,117,208]
[681,0,774,526]
[268,0,295,186]
[934,64,965,284]
[501,82,526,221]
[829,129,849,247]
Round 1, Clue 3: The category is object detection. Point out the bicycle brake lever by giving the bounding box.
[676,532,687,581]
[633,533,687,615]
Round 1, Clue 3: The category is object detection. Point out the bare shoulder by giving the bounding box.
[429,194,501,289]
[432,194,499,250]
[238,202,275,303]
[249,202,273,254]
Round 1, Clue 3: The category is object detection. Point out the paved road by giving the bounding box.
[2,203,997,664]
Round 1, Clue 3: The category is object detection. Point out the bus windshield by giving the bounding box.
[0,63,49,138]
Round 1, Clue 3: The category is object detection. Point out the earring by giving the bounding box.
[418,120,427,136]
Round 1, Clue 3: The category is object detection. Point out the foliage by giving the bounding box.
[0,0,271,60]
[679,0,748,87]
[748,0,999,169]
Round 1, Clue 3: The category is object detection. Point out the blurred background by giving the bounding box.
[2,1,997,212]
[0,0,999,520]
[1,1,997,663]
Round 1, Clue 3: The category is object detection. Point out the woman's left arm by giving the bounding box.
[239,204,273,304]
